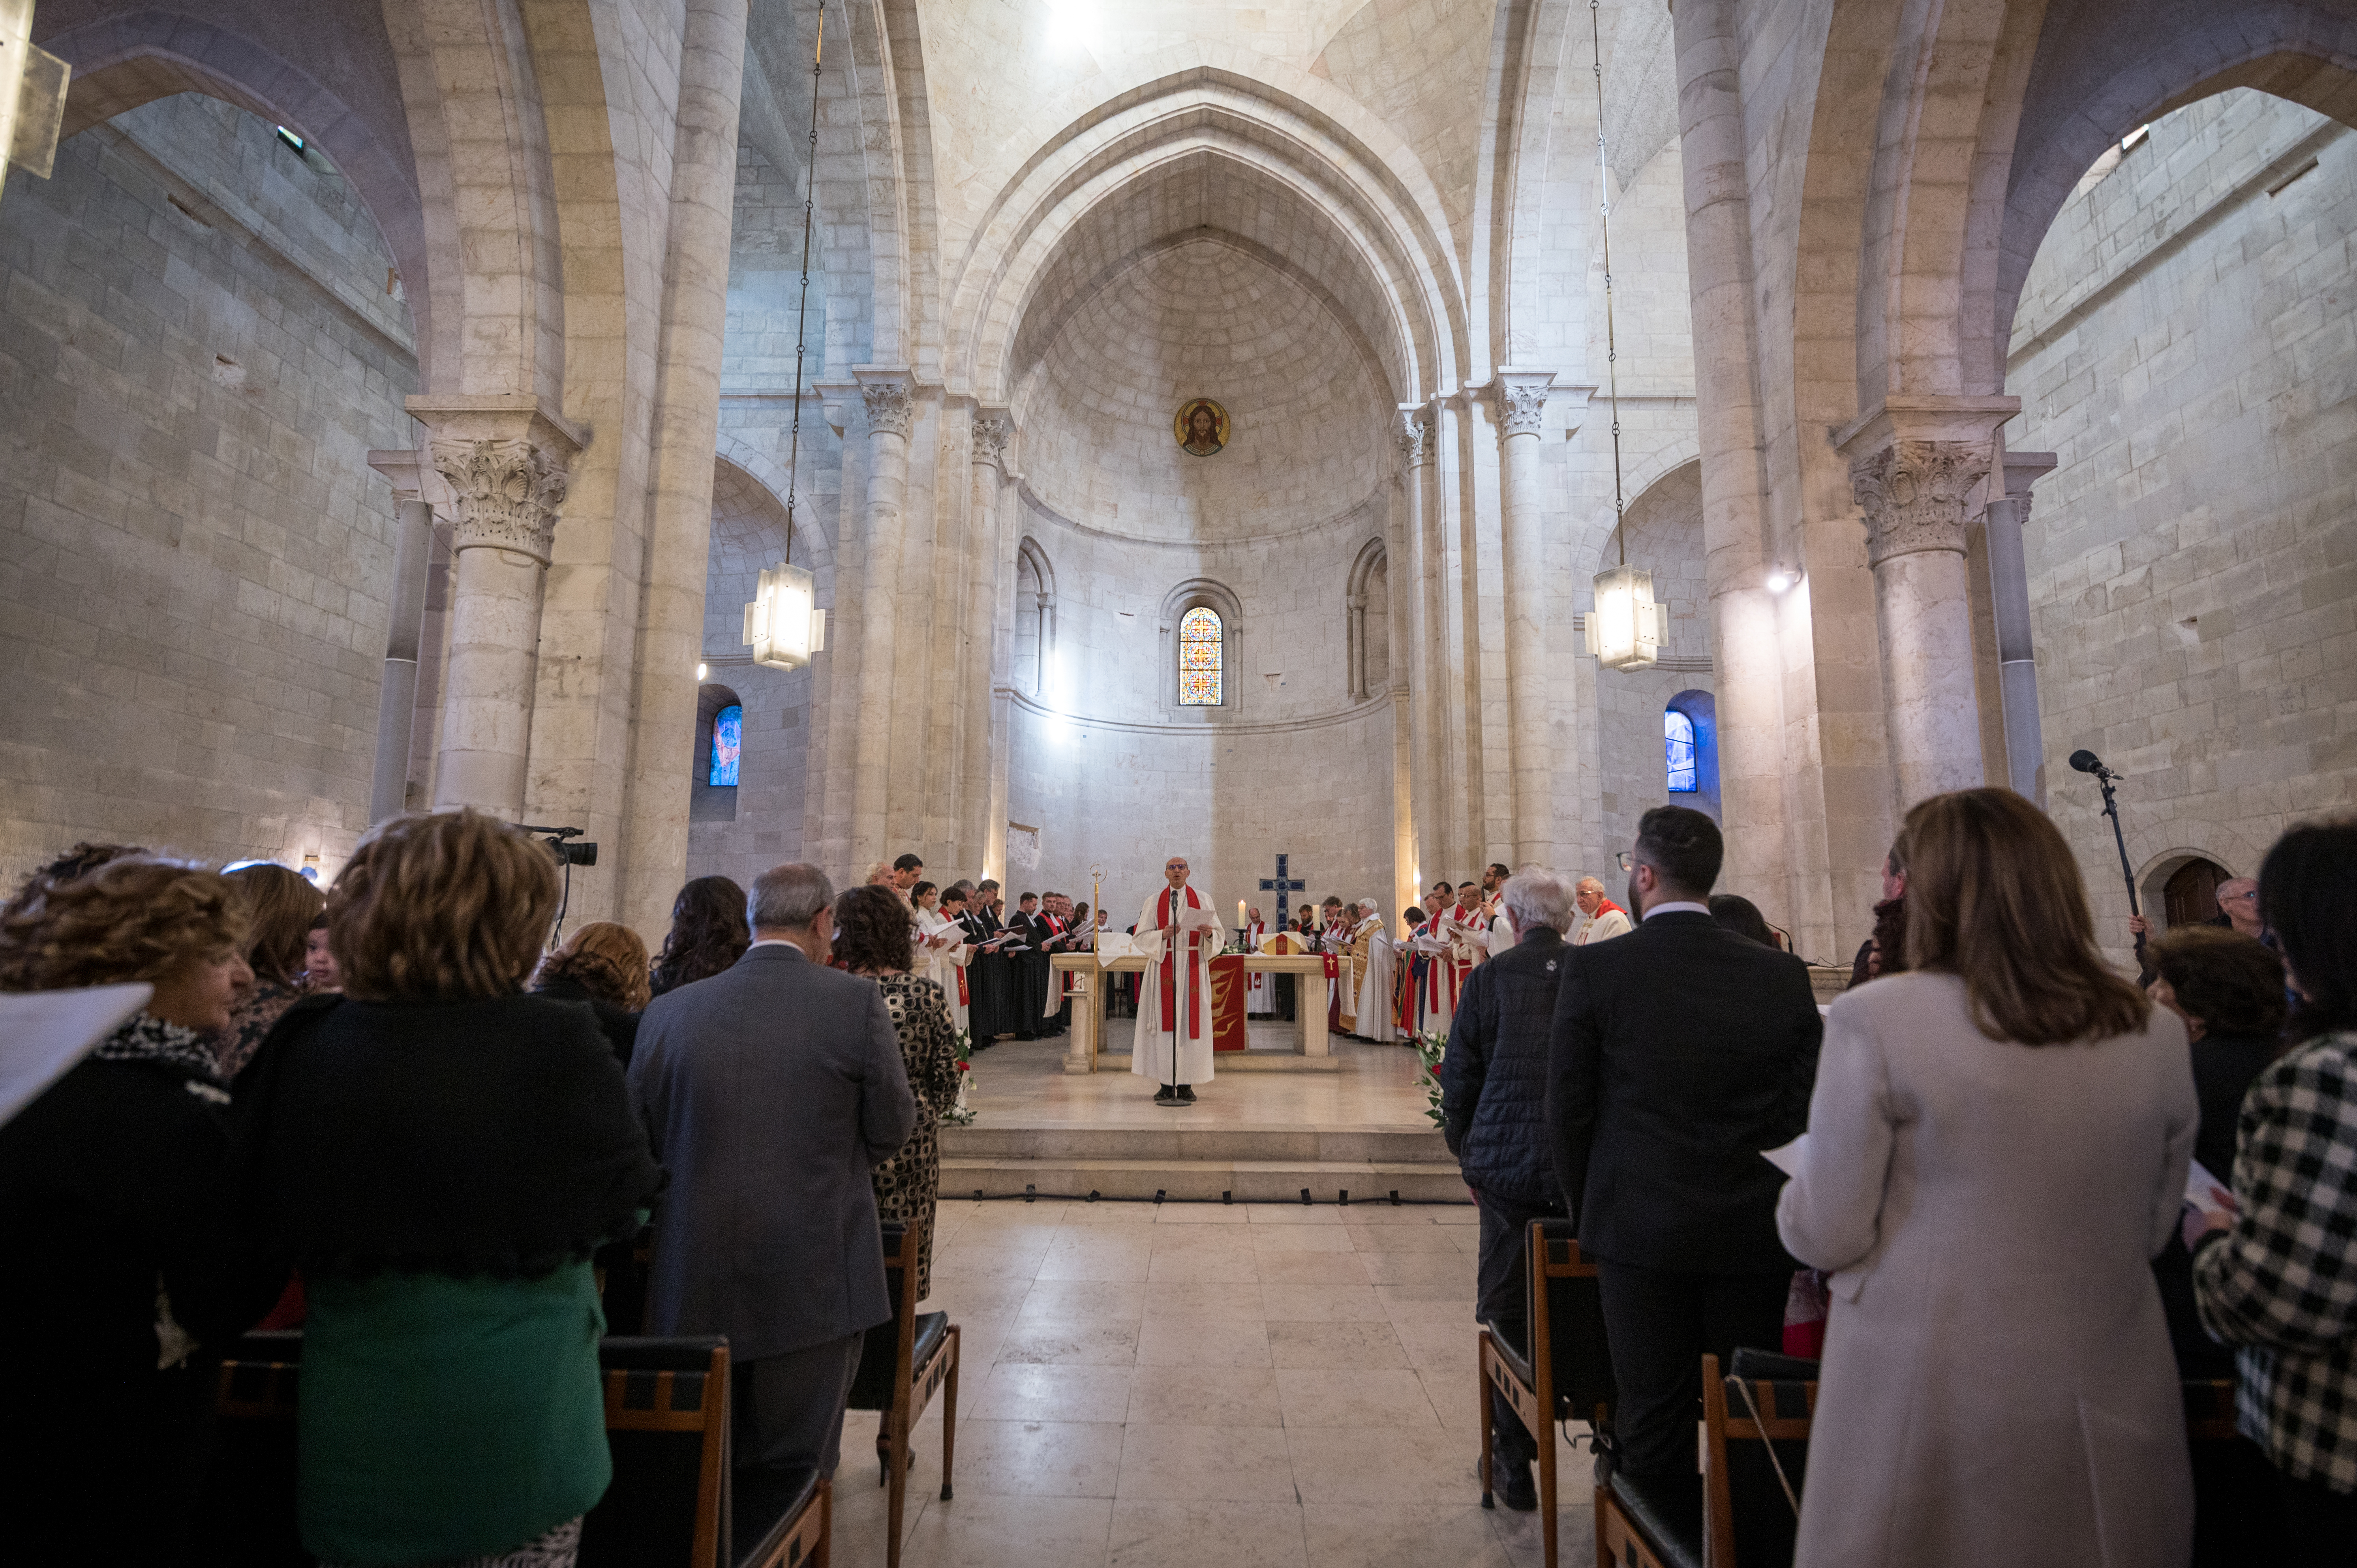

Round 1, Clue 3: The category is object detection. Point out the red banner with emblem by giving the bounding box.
[1209,954,1250,1052]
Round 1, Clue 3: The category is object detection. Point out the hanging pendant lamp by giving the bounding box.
[1580,0,1664,673]
[745,0,829,672]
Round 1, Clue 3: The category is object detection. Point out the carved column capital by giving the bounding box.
[1395,408,1432,467]
[972,411,1013,472]
[856,369,914,440]
[1492,369,1555,439]
[1848,440,1991,567]
[430,437,569,562]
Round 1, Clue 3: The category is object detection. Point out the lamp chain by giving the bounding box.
[1591,0,1626,567]
[781,0,827,569]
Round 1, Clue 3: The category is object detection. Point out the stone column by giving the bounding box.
[1397,408,1436,886]
[850,368,914,865]
[413,400,582,818]
[1986,451,2056,805]
[364,451,440,824]
[1847,437,1997,808]
[964,411,1011,870]
[1493,369,1553,862]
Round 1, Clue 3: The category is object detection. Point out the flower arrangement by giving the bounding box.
[1412,1029,1447,1127]
[941,1028,978,1126]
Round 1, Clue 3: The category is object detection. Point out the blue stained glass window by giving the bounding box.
[1665,709,1697,793]
[709,704,743,787]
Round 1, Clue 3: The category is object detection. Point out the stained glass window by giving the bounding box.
[709,704,743,787]
[1665,709,1697,793]
[1178,606,1222,705]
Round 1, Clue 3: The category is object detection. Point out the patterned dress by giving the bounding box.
[870,972,963,1302]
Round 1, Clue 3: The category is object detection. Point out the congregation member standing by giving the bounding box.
[2190,820,2357,1564]
[213,861,324,1078]
[1007,892,1052,1039]
[963,877,1019,1043]
[631,864,915,1481]
[914,883,973,1037]
[833,885,962,1304]
[253,811,661,1568]
[531,919,652,1067]
[0,857,285,1564]
[1441,868,1576,1511]
[648,874,751,998]
[1779,789,2196,1568]
[1547,805,1821,1488]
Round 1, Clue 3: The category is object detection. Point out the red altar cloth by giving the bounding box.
[1209,954,1249,1052]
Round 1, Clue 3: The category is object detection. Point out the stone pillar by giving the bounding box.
[1987,452,2056,805]
[364,450,441,824]
[850,368,914,865]
[1397,408,1436,886]
[1493,369,1553,862]
[413,400,582,818]
[1847,437,1998,808]
[966,411,1012,872]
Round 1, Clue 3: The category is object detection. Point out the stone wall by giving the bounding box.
[2006,89,2357,954]
[0,94,415,886]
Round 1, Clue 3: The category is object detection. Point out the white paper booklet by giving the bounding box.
[1759,1134,1809,1178]
[1,984,153,1129]
[2184,1158,2235,1213]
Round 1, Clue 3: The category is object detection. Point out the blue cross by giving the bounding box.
[1259,853,1306,923]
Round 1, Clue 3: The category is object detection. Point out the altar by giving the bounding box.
[1049,951,1333,1074]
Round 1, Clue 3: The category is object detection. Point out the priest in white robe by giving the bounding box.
[1571,876,1634,945]
[917,887,973,1035]
[1133,855,1223,1104]
[1243,906,1271,1015]
[1351,903,1396,1043]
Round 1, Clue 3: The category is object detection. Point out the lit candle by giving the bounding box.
[1237,899,1248,929]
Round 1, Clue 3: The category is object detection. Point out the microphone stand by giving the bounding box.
[2090,765,2145,967]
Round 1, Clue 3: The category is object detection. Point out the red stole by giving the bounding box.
[1155,884,1207,1039]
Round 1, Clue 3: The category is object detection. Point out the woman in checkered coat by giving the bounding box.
[2189,820,2357,1564]
[1775,790,2198,1568]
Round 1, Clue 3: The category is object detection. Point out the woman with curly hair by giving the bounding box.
[533,919,652,1067]
[832,883,962,1303]
[248,811,661,1568]
[0,857,288,1563]
[647,874,750,998]
[212,862,326,1078]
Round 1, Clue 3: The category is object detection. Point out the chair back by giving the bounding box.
[193,1332,307,1568]
[848,1223,920,1413]
[1703,1349,1817,1568]
[580,1337,731,1568]
[1527,1217,1615,1429]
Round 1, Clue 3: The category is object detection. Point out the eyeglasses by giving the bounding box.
[2219,891,2258,904]
[1615,851,1633,871]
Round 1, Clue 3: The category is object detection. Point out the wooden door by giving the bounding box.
[2163,858,2229,928]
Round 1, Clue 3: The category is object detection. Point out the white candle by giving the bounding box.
[1237,900,1248,928]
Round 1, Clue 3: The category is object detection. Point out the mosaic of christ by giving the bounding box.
[1174,398,1229,457]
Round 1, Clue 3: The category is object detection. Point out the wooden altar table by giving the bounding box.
[1050,951,1332,1074]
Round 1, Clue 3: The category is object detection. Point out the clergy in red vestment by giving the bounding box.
[1133,855,1222,1105]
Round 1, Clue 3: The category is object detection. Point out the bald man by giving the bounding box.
[1572,877,1633,945]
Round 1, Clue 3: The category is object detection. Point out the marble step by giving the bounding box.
[938,1120,1466,1202]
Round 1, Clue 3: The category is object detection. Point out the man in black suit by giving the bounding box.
[1546,805,1822,1484]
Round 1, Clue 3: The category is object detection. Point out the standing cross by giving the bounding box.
[1259,852,1306,923]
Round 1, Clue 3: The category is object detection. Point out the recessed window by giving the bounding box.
[274,126,307,154]
[1178,606,1222,705]
[709,704,743,787]
[1665,709,1697,793]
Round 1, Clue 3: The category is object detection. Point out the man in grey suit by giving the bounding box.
[629,862,917,1476]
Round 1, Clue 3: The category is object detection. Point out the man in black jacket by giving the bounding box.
[1547,806,1822,1484]
[1441,866,1578,1510]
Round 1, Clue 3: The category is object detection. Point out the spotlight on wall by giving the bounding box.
[696,661,708,681]
[1586,563,1665,672]
[1765,565,1798,593]
[744,562,826,671]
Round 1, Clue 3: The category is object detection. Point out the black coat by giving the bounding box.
[2155,1029,2282,1375]
[1441,925,1569,1204]
[1547,909,1823,1274]
[533,975,642,1068]
[0,1045,289,1560]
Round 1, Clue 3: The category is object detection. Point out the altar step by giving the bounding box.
[938,1122,1468,1203]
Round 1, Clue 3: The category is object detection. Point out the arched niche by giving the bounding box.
[692,683,743,822]
[1158,578,1244,716]
[1347,536,1390,700]
[1015,537,1056,697]
[1666,689,1722,824]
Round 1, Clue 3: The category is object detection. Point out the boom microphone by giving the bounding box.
[2068,749,2108,777]
[2067,748,2142,934]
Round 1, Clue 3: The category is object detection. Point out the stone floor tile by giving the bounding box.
[1275,1367,1443,1428]
[1258,1282,1389,1323]
[1107,1500,1308,1568]
[1249,1223,1359,1252]
[1286,1425,1485,1504]
[1302,1502,1520,1568]
[1138,1279,1269,1318]
[1115,1425,1298,1500]
[1266,1319,1409,1369]
[968,1362,1135,1424]
[1346,1221,1463,1253]
[1124,1365,1284,1427]
[1254,1251,1374,1284]
[1134,1313,1272,1368]
[1018,1278,1153,1322]
[1145,1246,1261,1284]
[1359,1249,1477,1287]
[948,1418,1126,1497]
[898,1495,1115,1568]
[996,1319,1142,1366]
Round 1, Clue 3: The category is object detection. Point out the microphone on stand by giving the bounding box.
[2070,749,2145,956]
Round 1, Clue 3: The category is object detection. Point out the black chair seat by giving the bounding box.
[732,1464,821,1568]
[1482,1316,1533,1386]
[850,1311,951,1410]
[910,1312,948,1370]
[1612,1470,1705,1568]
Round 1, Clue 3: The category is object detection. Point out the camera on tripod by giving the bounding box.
[518,824,598,866]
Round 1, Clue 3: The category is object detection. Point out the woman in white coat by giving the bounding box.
[1776,788,2198,1568]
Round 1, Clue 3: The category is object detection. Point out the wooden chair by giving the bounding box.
[1477,1217,1618,1568]
[193,1330,308,1567]
[1701,1349,1817,1568]
[581,1337,828,1568]
[845,1221,961,1568]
